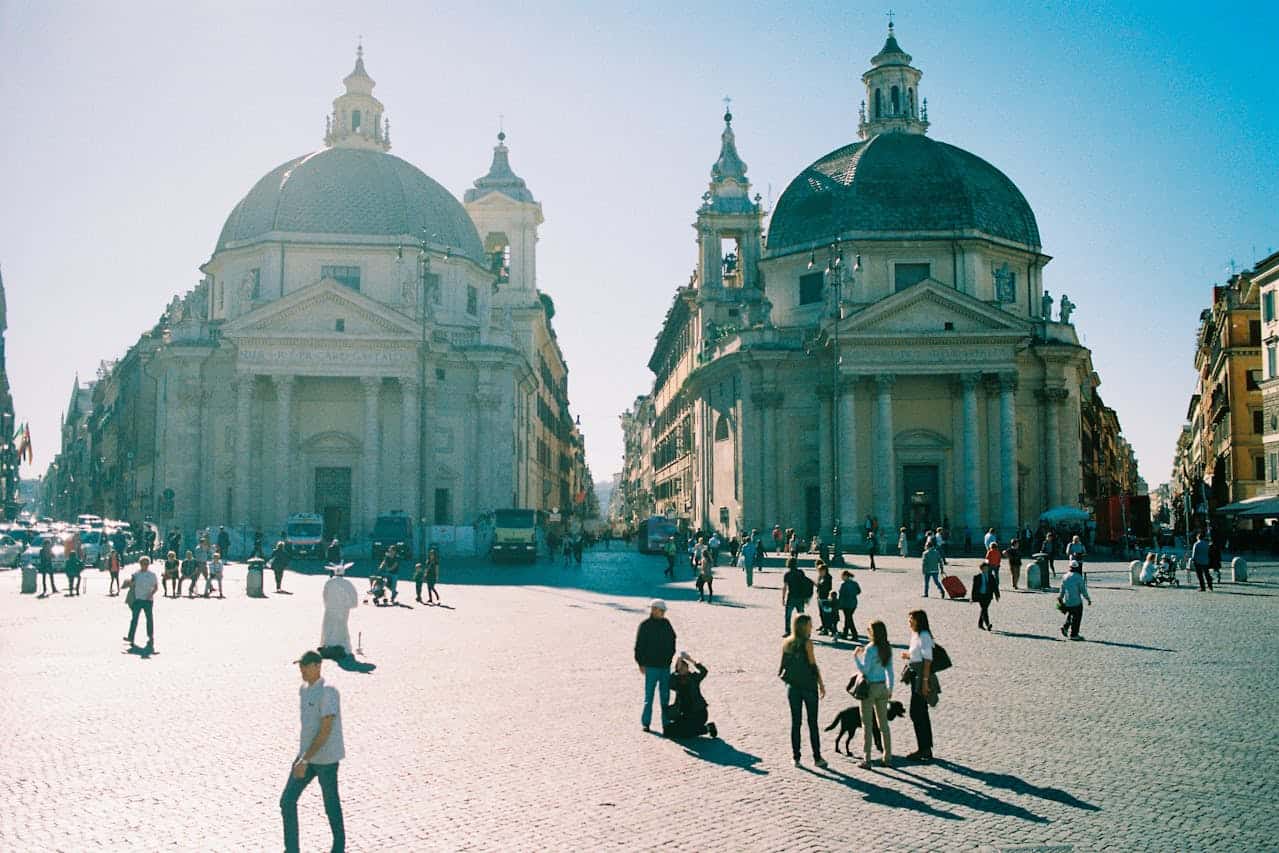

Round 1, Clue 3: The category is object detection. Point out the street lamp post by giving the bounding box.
[398,227,444,562]
[808,242,860,547]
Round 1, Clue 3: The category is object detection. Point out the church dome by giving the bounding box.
[214,146,485,263]
[765,132,1041,256]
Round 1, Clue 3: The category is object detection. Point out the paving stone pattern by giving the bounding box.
[1,549,1277,852]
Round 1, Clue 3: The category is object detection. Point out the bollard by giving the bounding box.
[1231,556,1248,583]
[1027,554,1049,590]
[20,565,37,594]
[1129,560,1143,585]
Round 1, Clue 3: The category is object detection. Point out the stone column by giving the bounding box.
[1039,387,1067,510]
[960,372,982,535]
[817,390,833,534]
[999,374,1019,538]
[401,377,420,524]
[421,381,436,528]
[273,375,294,529]
[234,375,253,526]
[873,374,896,528]
[839,380,858,538]
[756,390,782,527]
[361,377,382,534]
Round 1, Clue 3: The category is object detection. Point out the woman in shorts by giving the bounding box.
[162,550,180,598]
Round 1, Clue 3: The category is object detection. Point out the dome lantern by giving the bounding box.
[324,41,391,152]
[858,22,929,140]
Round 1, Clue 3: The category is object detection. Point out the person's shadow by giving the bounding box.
[679,737,767,775]
[124,646,157,659]
[815,766,962,819]
[931,759,1098,811]
[337,656,376,674]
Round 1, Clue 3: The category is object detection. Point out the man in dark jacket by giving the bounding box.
[216,526,231,561]
[634,599,676,733]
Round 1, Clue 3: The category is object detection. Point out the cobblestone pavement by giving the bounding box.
[1,547,1277,852]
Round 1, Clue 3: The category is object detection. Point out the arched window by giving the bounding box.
[714,415,730,442]
[908,88,915,116]
[891,86,900,115]
[352,109,362,131]
[874,89,882,119]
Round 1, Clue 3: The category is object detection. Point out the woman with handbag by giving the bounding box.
[900,609,936,762]
[778,613,827,768]
[852,619,895,768]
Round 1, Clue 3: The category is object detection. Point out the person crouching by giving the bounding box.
[664,652,717,739]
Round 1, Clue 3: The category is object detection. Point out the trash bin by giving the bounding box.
[1027,553,1050,590]
[246,558,266,598]
[20,565,37,594]
[1129,560,1143,585]
[1231,557,1248,583]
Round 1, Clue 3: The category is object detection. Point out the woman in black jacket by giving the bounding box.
[665,652,717,739]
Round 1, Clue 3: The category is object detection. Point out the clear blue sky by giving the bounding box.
[2,0,1277,490]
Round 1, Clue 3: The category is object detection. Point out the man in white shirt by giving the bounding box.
[281,650,345,853]
[122,556,158,650]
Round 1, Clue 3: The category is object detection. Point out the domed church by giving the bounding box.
[119,49,585,548]
[626,25,1096,542]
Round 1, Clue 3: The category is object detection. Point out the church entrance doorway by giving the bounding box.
[804,485,821,539]
[902,464,940,536]
[315,467,352,542]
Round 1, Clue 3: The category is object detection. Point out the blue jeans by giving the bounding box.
[923,573,945,596]
[785,599,807,634]
[281,762,344,853]
[641,666,671,729]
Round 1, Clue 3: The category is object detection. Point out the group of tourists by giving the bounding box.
[635,599,944,769]
[367,543,441,606]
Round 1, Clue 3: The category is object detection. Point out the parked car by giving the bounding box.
[0,534,23,568]
[79,529,109,566]
[20,534,68,572]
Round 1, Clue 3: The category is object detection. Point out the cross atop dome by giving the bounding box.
[325,43,391,151]
[858,20,928,139]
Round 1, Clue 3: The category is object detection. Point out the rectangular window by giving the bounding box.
[466,284,478,315]
[894,262,931,292]
[433,488,452,525]
[1255,456,1266,481]
[249,268,261,300]
[321,265,361,291]
[1250,320,1262,346]
[1271,453,1277,482]
[1269,346,1278,379]
[1265,291,1275,323]
[1270,453,1277,482]
[798,272,824,305]
[1254,410,1264,435]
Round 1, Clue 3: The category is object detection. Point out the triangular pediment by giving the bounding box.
[223,279,421,339]
[838,278,1032,337]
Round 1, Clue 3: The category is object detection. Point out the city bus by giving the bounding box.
[637,516,679,554]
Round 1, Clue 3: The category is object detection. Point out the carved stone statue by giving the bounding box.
[1041,290,1054,321]
[1059,294,1076,325]
[758,296,774,328]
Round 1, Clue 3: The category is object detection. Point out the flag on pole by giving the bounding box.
[13,423,33,465]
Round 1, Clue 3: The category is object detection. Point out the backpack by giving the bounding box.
[794,571,814,601]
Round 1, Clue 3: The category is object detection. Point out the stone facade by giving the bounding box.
[1253,250,1279,496]
[622,28,1118,545]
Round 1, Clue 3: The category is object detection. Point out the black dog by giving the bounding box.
[825,700,906,756]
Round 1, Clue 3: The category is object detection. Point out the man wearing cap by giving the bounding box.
[634,599,677,733]
[281,650,345,853]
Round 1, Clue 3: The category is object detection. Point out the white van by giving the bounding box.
[285,513,325,557]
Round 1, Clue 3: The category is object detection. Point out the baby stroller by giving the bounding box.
[1151,552,1180,587]
[368,573,390,605]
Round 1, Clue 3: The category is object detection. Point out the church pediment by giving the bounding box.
[838,278,1031,337]
[223,278,421,339]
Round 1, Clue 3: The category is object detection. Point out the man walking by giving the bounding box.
[634,600,676,733]
[782,558,813,636]
[122,555,158,651]
[1190,533,1214,591]
[1058,560,1092,640]
[216,526,231,562]
[38,537,58,595]
[281,650,345,853]
[921,541,945,598]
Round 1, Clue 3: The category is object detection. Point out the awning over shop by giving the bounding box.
[1216,495,1279,517]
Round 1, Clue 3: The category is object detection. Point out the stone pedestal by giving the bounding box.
[21,565,36,594]
[1028,553,1050,590]
[1129,560,1142,585]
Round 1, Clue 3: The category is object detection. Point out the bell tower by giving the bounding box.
[857,21,929,139]
[464,129,543,299]
[694,102,763,293]
[324,42,391,151]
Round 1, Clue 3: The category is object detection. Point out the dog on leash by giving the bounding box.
[825,700,906,755]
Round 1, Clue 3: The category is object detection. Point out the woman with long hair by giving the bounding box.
[853,619,895,768]
[778,613,827,768]
[900,609,936,761]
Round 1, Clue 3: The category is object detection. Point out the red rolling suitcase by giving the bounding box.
[941,574,967,600]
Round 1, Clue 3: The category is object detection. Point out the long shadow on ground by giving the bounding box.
[679,737,767,775]
[814,766,963,820]
[932,759,1098,811]
[893,768,1047,822]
